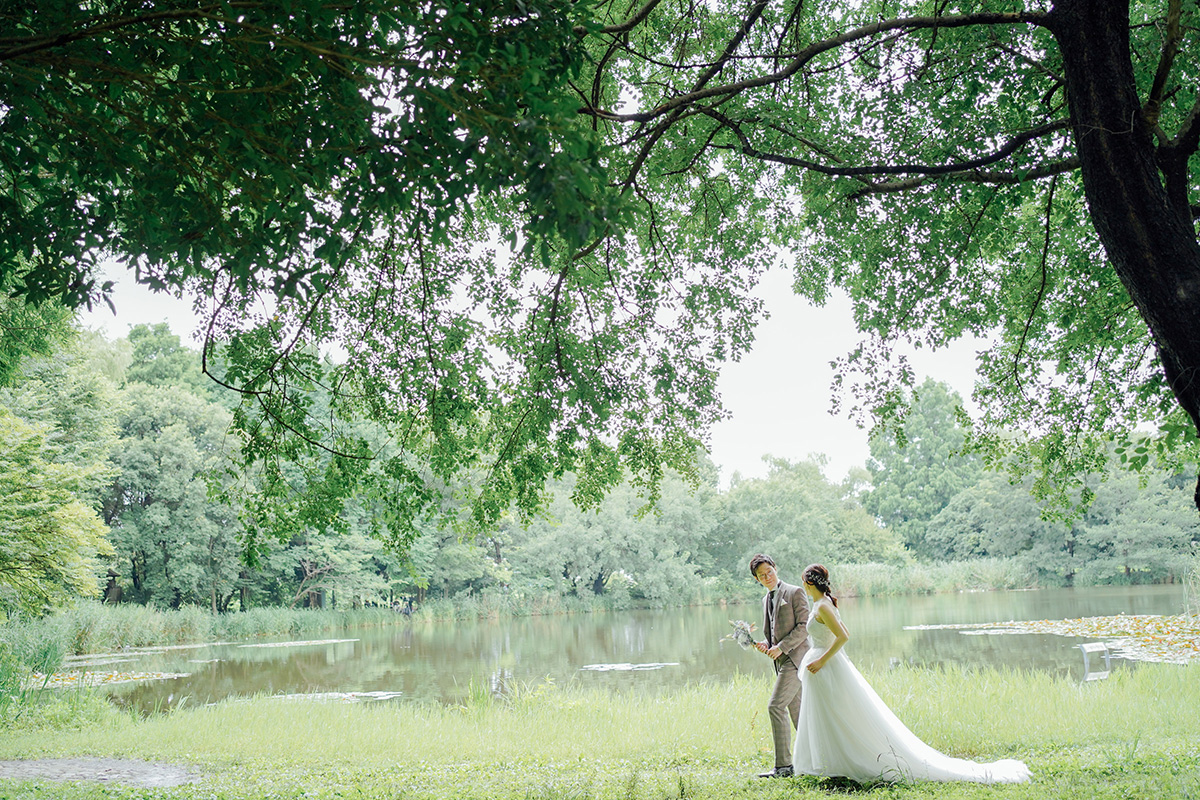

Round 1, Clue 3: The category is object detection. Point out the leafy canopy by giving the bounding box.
[7,0,1200,547]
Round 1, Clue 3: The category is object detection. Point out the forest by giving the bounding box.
[3,320,1195,620]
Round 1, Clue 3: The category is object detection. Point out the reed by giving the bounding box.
[1185,554,1200,616]
[838,558,1036,597]
[0,604,420,661]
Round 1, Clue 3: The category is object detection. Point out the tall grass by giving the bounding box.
[0,627,79,726]
[0,603,412,659]
[1185,553,1200,616]
[409,589,634,622]
[838,558,1037,597]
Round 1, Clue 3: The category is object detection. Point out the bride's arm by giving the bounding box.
[805,602,849,674]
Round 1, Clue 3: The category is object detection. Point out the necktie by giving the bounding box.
[767,590,776,645]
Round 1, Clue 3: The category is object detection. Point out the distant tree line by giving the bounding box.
[865,379,1199,586]
[1,325,1195,616]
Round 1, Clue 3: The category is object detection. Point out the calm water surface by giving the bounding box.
[103,584,1187,714]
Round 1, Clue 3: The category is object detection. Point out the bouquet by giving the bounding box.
[720,619,757,649]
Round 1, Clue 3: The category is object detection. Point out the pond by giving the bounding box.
[93,584,1187,714]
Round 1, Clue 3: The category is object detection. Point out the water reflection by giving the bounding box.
[103,585,1187,715]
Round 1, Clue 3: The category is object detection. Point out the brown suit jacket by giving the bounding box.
[763,580,810,671]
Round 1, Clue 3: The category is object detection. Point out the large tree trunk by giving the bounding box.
[1049,0,1200,509]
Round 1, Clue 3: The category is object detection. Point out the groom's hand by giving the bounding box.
[766,645,782,659]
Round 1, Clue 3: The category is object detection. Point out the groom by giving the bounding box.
[750,553,810,778]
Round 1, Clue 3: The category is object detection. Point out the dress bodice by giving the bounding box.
[806,603,839,651]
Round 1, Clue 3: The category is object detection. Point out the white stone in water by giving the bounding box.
[237,638,359,649]
[578,662,680,671]
[272,690,404,702]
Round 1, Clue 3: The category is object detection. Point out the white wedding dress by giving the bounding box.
[792,602,1030,784]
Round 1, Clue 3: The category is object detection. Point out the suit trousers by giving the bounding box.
[767,653,802,768]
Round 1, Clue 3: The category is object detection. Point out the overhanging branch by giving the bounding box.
[582,10,1050,125]
[741,118,1071,179]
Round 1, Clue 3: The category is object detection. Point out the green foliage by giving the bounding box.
[864,380,984,557]
[723,456,908,569]
[0,409,113,615]
[0,339,121,483]
[572,0,1200,517]
[0,293,74,388]
[1070,469,1200,586]
[1,0,616,305]
[924,473,1068,562]
[104,382,245,610]
[507,469,722,602]
[2,0,772,543]
[921,456,1199,587]
[254,526,390,609]
[6,0,1200,549]
[125,323,209,396]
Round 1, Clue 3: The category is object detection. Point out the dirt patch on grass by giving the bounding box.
[0,757,199,788]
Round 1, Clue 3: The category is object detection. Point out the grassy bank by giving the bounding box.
[0,662,1196,799]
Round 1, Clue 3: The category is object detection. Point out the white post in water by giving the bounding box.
[1079,642,1112,682]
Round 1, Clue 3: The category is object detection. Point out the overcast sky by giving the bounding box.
[708,267,983,485]
[79,265,983,488]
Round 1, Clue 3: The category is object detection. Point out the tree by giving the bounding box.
[722,457,907,568]
[0,293,74,388]
[864,379,984,557]
[506,468,725,602]
[10,0,1200,546]
[922,451,1199,584]
[0,334,121,613]
[924,472,1066,562]
[103,382,245,609]
[1071,467,1200,584]
[124,323,210,397]
[0,408,112,614]
[257,528,389,609]
[0,338,121,481]
[571,0,1200,512]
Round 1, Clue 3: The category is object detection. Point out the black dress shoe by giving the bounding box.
[756,766,794,778]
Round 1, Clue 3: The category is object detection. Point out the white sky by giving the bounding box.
[79,265,983,488]
[709,267,982,486]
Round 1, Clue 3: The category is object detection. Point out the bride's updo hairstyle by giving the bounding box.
[802,563,838,607]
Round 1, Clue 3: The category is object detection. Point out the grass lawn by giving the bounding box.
[0,663,1196,799]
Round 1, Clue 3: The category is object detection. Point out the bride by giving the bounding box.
[792,564,1031,784]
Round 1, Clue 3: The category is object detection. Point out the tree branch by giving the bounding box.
[1142,0,1182,129]
[583,11,1050,125]
[1011,175,1059,396]
[1170,94,1200,159]
[743,118,1072,178]
[575,0,668,37]
[847,157,1080,197]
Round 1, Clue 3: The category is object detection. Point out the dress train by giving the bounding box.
[792,605,1030,784]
